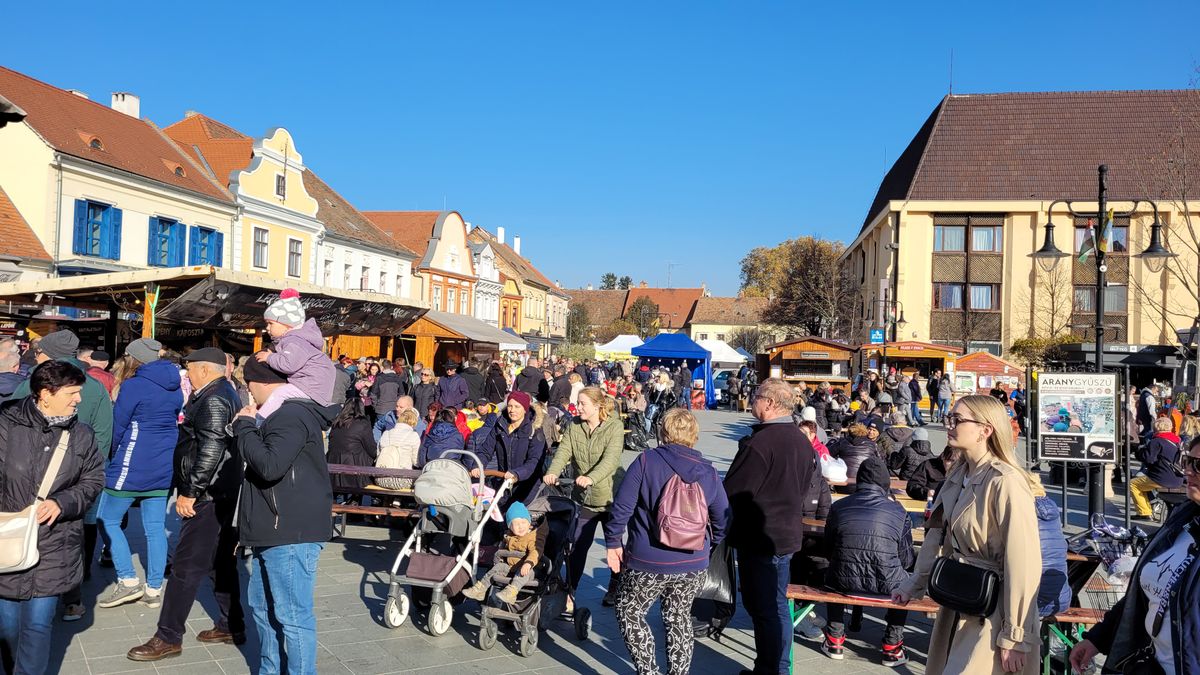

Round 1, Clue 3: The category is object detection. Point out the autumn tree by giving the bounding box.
[594,319,638,344]
[627,296,661,339]
[728,326,768,354]
[618,275,633,289]
[752,237,857,340]
[600,273,618,290]
[566,304,591,344]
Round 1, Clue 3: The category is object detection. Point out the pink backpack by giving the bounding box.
[654,465,710,552]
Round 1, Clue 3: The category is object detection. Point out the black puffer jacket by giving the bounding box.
[460,366,485,403]
[878,425,913,458]
[808,392,829,430]
[889,439,935,481]
[828,435,880,481]
[905,457,948,501]
[175,377,242,503]
[0,398,104,599]
[484,366,508,404]
[823,460,915,595]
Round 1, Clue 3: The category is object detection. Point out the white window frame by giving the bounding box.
[286,237,303,279]
[252,227,269,270]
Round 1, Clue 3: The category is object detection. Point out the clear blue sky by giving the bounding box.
[5,1,1198,295]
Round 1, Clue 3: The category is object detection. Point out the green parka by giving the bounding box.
[546,414,624,510]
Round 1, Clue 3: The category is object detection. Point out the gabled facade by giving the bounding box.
[363,211,477,315]
[467,227,552,349]
[0,67,236,279]
[688,296,778,343]
[469,239,502,326]
[500,274,523,332]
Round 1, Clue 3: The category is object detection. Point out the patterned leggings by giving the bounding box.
[615,568,706,675]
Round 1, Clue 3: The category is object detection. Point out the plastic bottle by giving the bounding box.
[925,489,936,520]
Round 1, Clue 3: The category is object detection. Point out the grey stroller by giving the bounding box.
[383,450,513,635]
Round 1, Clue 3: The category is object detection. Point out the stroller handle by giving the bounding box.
[439,449,485,476]
[483,470,510,479]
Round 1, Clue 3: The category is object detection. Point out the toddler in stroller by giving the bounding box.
[462,502,538,604]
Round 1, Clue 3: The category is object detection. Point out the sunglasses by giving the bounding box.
[1182,455,1200,474]
[944,414,990,431]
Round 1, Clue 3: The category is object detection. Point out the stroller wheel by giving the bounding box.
[428,600,453,636]
[383,593,409,629]
[574,607,592,640]
[519,630,538,657]
[478,617,498,651]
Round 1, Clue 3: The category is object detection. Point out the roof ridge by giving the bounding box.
[145,119,234,201]
[0,66,136,121]
[948,88,1200,98]
[304,169,417,257]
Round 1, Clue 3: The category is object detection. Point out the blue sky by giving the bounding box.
[4,1,1198,295]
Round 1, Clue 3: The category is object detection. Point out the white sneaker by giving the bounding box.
[142,586,163,609]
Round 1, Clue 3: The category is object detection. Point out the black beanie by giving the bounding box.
[856,455,892,492]
[242,357,287,385]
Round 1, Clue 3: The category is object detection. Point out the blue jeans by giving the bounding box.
[737,550,793,674]
[937,397,951,422]
[910,401,924,425]
[0,596,57,675]
[248,543,323,675]
[97,492,168,589]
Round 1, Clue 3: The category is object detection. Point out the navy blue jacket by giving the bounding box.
[606,444,730,574]
[828,434,879,482]
[467,412,546,502]
[436,374,469,409]
[1138,432,1185,488]
[108,359,183,492]
[823,481,915,595]
[0,372,25,402]
[1035,495,1071,618]
[417,420,466,468]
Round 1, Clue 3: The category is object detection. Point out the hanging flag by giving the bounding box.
[1097,208,1115,254]
[1078,217,1096,263]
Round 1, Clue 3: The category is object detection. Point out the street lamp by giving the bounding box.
[880,298,907,375]
[1030,164,1175,520]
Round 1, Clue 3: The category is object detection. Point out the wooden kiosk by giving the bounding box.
[762,336,856,390]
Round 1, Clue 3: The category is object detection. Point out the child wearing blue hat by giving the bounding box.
[462,502,540,604]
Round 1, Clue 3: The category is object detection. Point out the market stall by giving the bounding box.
[764,336,856,389]
[632,333,715,408]
[594,334,643,361]
[858,340,963,381]
[696,338,749,368]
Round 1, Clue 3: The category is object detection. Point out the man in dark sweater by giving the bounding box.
[515,357,548,403]
[548,364,572,411]
[724,377,815,675]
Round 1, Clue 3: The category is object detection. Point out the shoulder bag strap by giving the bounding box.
[36,430,71,502]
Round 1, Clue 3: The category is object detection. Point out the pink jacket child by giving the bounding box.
[256,289,335,405]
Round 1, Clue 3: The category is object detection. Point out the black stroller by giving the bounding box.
[476,481,591,657]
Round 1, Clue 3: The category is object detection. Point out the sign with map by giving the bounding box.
[1034,372,1118,463]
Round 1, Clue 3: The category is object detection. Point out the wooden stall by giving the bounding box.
[763,336,856,389]
[858,340,963,381]
[954,351,1024,396]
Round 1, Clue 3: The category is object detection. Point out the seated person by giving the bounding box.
[821,456,915,667]
[889,426,935,480]
[462,502,539,604]
[1130,416,1184,521]
[827,422,880,483]
[904,445,960,502]
[417,407,467,468]
[1032,478,1071,618]
[376,408,422,491]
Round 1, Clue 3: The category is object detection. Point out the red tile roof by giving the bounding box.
[0,185,50,262]
[690,296,769,325]
[303,172,415,256]
[467,228,560,293]
[361,211,441,260]
[566,289,628,326]
[861,90,1200,230]
[162,113,253,188]
[622,288,703,330]
[0,67,231,203]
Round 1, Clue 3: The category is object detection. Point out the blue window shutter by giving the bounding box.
[213,232,224,267]
[106,208,123,260]
[188,226,200,265]
[72,200,88,255]
[147,217,160,265]
[170,223,185,267]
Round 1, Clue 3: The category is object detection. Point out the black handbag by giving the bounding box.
[926,508,1000,618]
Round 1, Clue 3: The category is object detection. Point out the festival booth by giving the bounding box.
[399,311,529,376]
[696,338,748,368]
[953,351,1024,396]
[594,334,643,361]
[764,336,856,389]
[632,333,716,408]
[858,340,963,381]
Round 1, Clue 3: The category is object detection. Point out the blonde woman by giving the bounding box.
[376,408,421,491]
[109,354,140,401]
[893,394,1041,674]
[568,372,584,406]
[544,386,625,608]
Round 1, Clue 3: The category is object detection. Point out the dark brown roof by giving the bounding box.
[302,172,415,256]
[566,289,628,326]
[622,288,703,330]
[0,67,232,203]
[362,211,441,259]
[467,228,560,292]
[162,113,253,188]
[690,296,769,325]
[860,90,1200,230]
[0,186,50,262]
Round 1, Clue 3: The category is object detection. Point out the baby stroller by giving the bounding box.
[383,450,513,635]
[477,480,590,657]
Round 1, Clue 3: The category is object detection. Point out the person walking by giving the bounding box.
[543,386,625,609]
[233,358,337,675]
[515,357,548,403]
[936,372,953,424]
[605,408,730,675]
[909,374,925,426]
[97,339,183,611]
[460,360,485,403]
[893,394,1042,674]
[1069,435,1200,675]
[484,361,508,405]
[894,374,914,426]
[724,378,815,675]
[468,391,546,504]
[0,361,103,675]
[126,348,246,662]
[927,370,942,422]
[1129,416,1184,521]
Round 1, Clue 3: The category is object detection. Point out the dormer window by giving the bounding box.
[89,138,103,150]
[174,166,185,177]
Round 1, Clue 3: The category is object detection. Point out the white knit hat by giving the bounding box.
[264,288,306,327]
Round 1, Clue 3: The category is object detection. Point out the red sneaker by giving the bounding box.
[821,631,845,660]
[882,640,908,667]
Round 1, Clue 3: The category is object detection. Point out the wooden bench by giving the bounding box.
[1041,607,1105,675]
[327,464,422,536]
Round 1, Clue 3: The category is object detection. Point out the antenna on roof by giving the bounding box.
[666,262,681,288]
[948,48,954,95]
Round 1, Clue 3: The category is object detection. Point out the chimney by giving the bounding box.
[496,226,505,245]
[111,92,140,118]
[639,280,648,288]
[464,221,472,232]
[587,284,593,291]
[513,235,522,256]
[66,89,89,100]
[184,110,199,118]
[701,282,708,297]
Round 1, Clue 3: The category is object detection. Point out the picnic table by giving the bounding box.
[802,517,925,544]
[327,463,421,536]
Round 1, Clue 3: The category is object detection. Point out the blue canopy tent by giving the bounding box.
[735,346,754,361]
[632,333,716,408]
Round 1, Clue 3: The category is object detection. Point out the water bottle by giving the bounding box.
[924,489,936,520]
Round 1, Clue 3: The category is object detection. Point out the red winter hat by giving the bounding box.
[506,390,532,411]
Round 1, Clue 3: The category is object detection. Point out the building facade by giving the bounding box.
[687,296,776,344]
[469,239,502,326]
[844,90,1200,360]
[468,227,563,353]
[364,211,477,315]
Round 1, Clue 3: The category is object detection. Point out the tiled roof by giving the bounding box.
[566,289,628,326]
[622,288,703,330]
[860,89,1200,230]
[0,185,50,262]
[362,211,441,260]
[302,172,415,256]
[467,228,559,292]
[690,296,769,325]
[0,67,232,203]
[162,113,253,188]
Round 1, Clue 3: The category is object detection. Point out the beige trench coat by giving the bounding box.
[900,458,1042,675]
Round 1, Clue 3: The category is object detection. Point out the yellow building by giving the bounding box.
[362,211,476,314]
[469,227,563,354]
[844,90,1200,369]
[687,296,779,345]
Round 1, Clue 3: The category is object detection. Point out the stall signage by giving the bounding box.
[1034,372,1118,464]
[897,345,927,351]
[869,328,885,344]
[800,351,829,358]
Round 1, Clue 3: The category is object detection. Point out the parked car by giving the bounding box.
[713,369,735,402]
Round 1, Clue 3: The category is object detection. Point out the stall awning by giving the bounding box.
[424,311,528,350]
[0,266,429,336]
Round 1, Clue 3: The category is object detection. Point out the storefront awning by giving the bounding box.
[424,311,528,350]
[0,266,429,337]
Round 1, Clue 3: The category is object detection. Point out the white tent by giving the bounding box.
[594,334,643,359]
[696,339,748,366]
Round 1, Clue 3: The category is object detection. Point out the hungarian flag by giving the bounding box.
[1078,217,1097,262]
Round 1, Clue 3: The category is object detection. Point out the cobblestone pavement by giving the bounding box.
[59,409,1123,674]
